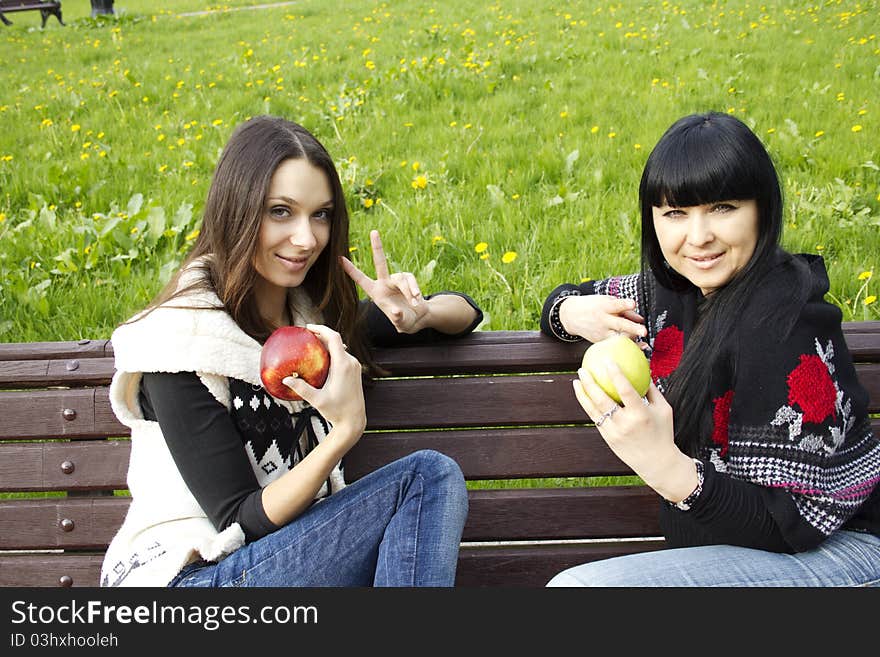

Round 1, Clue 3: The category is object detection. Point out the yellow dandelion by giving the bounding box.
[852,125,863,132]
[432,235,445,245]
[474,242,488,253]
[501,251,517,264]
[71,124,81,132]
[865,295,877,306]
[349,246,358,253]
[858,270,873,281]
[411,175,427,190]
[362,197,374,208]
[0,212,5,222]
[560,111,568,118]
[608,132,616,139]
[580,277,592,283]
[185,229,200,241]
[183,161,194,168]
[212,119,223,126]
[591,126,599,134]
[816,245,824,251]
[480,253,490,260]
[412,161,420,171]
[815,130,825,137]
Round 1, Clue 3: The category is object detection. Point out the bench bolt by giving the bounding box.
[62,408,76,421]
[59,518,75,532]
[61,461,75,474]
[66,360,79,371]
[59,575,73,587]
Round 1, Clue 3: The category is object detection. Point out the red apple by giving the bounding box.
[260,326,330,401]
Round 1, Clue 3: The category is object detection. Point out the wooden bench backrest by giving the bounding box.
[2,322,879,587]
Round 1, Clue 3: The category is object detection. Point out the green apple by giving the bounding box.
[581,334,651,403]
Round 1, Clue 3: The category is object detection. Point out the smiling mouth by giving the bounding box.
[687,253,723,268]
[276,254,310,270]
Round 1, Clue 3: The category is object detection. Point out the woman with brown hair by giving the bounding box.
[100,116,481,587]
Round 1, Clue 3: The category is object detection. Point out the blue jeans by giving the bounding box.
[546,530,880,587]
[169,450,468,587]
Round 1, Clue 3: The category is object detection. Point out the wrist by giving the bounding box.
[325,417,365,448]
[646,451,700,504]
[410,296,434,333]
[550,292,582,342]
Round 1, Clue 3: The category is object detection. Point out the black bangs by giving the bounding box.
[641,119,760,209]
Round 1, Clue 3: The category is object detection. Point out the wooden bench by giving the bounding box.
[0,1,63,27]
[2,323,879,587]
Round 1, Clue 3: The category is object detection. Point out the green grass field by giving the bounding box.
[1,0,878,343]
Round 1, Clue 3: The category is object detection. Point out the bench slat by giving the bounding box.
[0,357,116,388]
[456,540,667,587]
[465,487,660,541]
[0,426,636,492]
[3,363,879,439]
[0,540,668,587]
[3,323,877,383]
[0,487,660,550]
[0,441,131,492]
[0,339,109,362]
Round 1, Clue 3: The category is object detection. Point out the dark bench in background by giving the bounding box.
[1,323,878,587]
[0,1,63,27]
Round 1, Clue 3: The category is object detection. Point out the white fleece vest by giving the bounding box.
[100,275,344,587]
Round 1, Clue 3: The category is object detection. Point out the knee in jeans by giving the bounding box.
[409,449,461,478]
[409,450,467,496]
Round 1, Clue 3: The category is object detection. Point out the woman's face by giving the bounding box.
[652,199,759,296]
[253,157,333,295]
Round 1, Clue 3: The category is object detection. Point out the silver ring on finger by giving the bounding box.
[595,405,619,427]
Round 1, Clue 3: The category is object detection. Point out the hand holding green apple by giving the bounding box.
[581,334,651,403]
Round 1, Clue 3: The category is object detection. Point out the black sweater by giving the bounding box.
[541,252,880,552]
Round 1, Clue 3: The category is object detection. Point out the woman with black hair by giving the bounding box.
[541,112,880,586]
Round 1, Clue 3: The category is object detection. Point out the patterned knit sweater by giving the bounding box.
[541,251,880,552]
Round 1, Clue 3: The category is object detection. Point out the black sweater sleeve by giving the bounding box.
[363,291,483,347]
[659,461,800,553]
[139,371,279,542]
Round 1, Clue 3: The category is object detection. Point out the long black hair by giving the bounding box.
[638,112,804,456]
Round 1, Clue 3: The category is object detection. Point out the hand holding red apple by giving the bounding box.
[260,326,331,401]
[273,324,367,441]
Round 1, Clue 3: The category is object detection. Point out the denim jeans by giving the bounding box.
[546,529,880,587]
[168,450,468,587]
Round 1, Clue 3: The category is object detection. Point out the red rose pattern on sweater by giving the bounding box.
[787,353,838,424]
[650,325,684,382]
[711,390,734,458]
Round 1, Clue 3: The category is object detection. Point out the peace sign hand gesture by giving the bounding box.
[341,229,430,334]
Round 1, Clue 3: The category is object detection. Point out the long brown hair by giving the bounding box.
[141,115,374,369]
